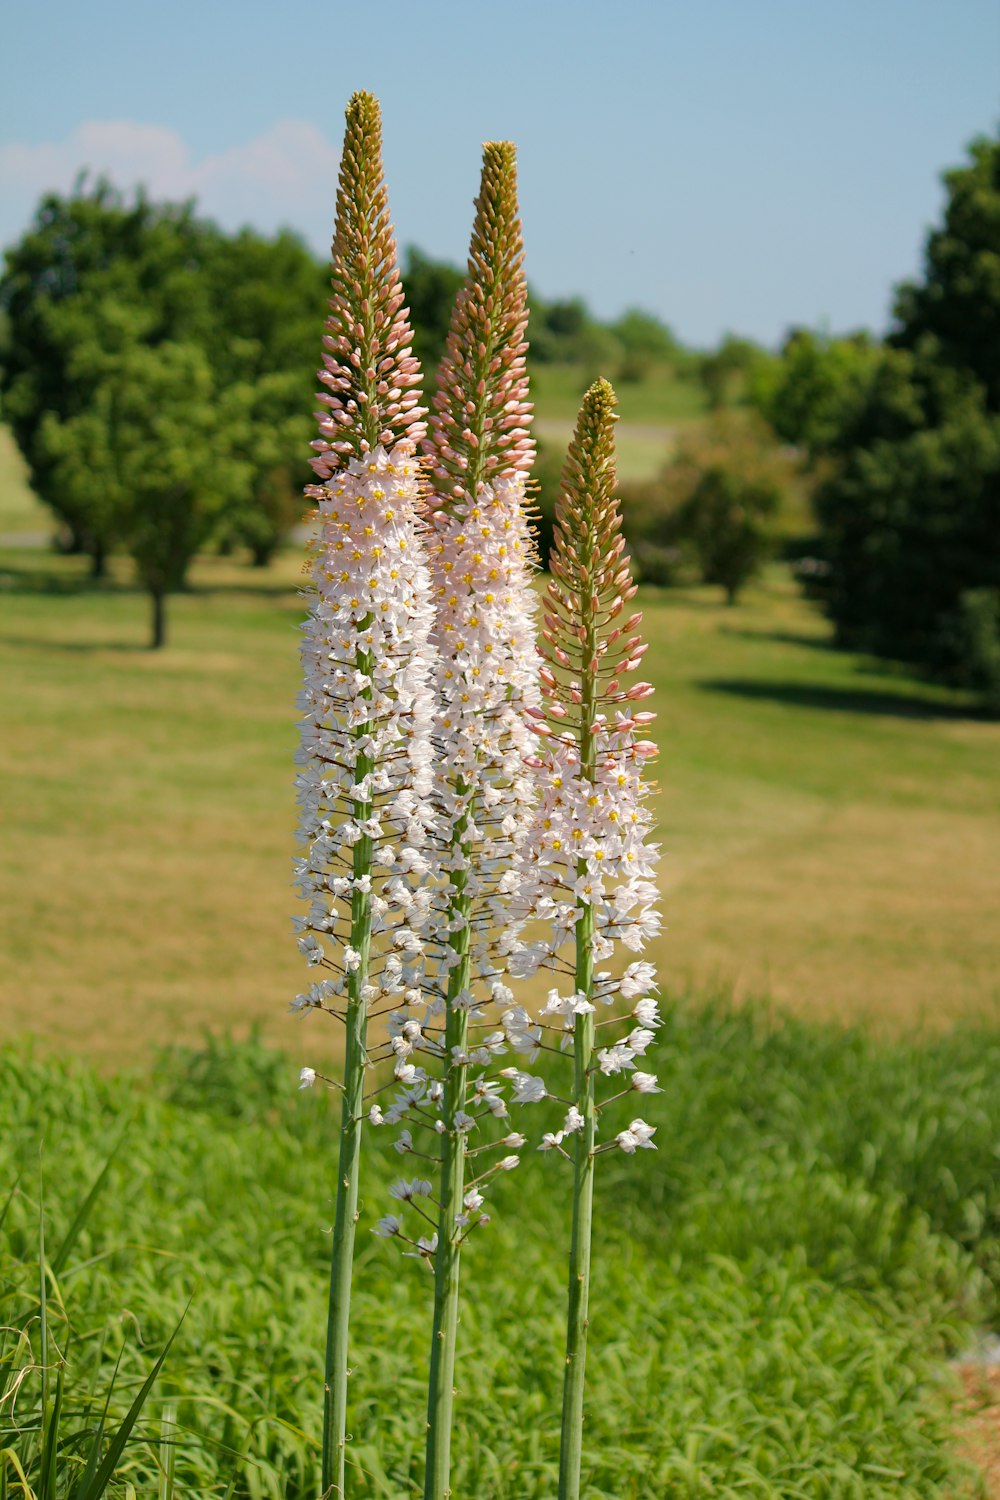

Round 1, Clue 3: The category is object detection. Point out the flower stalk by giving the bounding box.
[421,141,537,1500]
[516,379,661,1500]
[294,89,431,1500]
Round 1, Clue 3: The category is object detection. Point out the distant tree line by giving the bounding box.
[2,128,997,689]
[748,130,1000,712]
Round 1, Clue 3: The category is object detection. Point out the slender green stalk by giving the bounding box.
[559,549,599,1500]
[421,139,535,1500]
[323,657,373,1499]
[424,879,471,1500]
[299,90,429,1499]
[533,378,657,1500]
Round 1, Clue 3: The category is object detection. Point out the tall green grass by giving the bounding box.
[3,1003,997,1497]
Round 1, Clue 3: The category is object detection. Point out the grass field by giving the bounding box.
[532,362,709,481]
[4,1009,999,1497]
[1,527,997,1061]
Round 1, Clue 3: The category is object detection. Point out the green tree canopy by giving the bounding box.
[893,129,1000,411]
[814,349,1000,674]
[0,180,322,570]
[749,328,882,458]
[400,246,465,371]
[40,340,251,646]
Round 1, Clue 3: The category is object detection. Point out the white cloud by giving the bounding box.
[0,119,340,251]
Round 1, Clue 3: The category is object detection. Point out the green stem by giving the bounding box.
[559,572,598,1500]
[558,911,595,1500]
[322,645,374,1500]
[424,847,472,1500]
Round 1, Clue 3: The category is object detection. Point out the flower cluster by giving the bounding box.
[506,378,662,1154]
[309,90,426,477]
[294,444,437,1013]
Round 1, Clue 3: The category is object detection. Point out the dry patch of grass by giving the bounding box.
[1,542,998,1064]
[958,1365,1000,1498]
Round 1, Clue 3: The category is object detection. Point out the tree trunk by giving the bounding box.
[251,542,274,568]
[150,589,167,649]
[90,537,107,580]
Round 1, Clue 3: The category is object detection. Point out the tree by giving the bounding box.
[609,307,680,381]
[698,333,767,410]
[400,246,465,371]
[0,181,321,572]
[223,371,311,565]
[814,355,1000,669]
[799,130,1000,708]
[893,130,1000,411]
[40,341,251,646]
[749,327,882,459]
[666,414,792,603]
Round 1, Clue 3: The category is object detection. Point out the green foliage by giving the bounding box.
[400,247,465,372]
[893,129,1000,411]
[749,328,882,458]
[2,1007,996,1497]
[942,588,1000,715]
[221,373,311,567]
[814,350,1000,674]
[528,295,624,377]
[608,308,682,382]
[38,342,251,646]
[0,181,321,576]
[0,1161,181,1499]
[627,415,793,602]
[698,334,767,411]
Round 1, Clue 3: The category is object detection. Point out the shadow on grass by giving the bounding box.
[0,557,301,603]
[720,627,836,654]
[0,633,151,653]
[699,677,981,721]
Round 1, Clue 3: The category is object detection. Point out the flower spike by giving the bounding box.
[295,90,436,1500]
[310,90,427,476]
[512,379,661,1500]
[427,140,534,499]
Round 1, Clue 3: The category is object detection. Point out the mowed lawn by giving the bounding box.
[1,508,998,1064]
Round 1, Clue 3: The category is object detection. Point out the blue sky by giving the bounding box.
[3,0,998,347]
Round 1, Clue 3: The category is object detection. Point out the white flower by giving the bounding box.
[631,1071,661,1095]
[563,1106,585,1134]
[368,1104,385,1125]
[620,961,657,999]
[616,1119,657,1153]
[298,1067,316,1090]
[393,1130,413,1154]
[389,1178,433,1202]
[633,997,662,1028]
[373,1214,402,1237]
[539,1131,565,1152]
[463,1189,484,1212]
[497,1155,520,1172]
[298,935,325,966]
[499,1069,547,1104]
[597,1044,635,1076]
[502,1132,526,1148]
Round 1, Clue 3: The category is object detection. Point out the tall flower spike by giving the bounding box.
[512,379,660,1500]
[397,142,541,1500]
[310,90,426,476]
[294,90,436,1500]
[427,140,534,498]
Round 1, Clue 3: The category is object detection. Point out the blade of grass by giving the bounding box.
[0,1179,18,1238]
[38,1363,63,1500]
[157,1402,176,1500]
[51,1137,126,1279]
[76,1309,185,1500]
[68,1348,122,1500]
